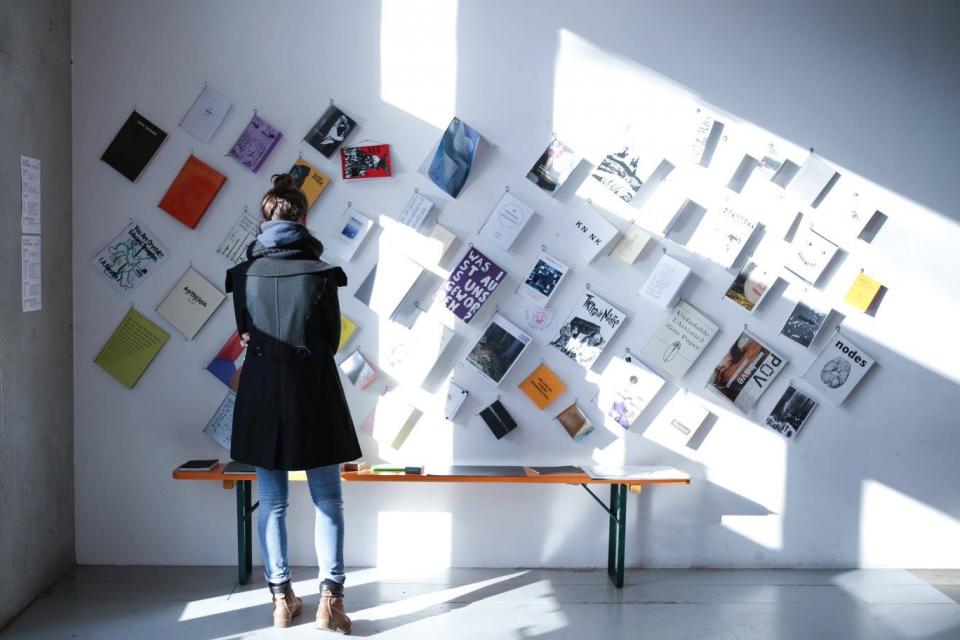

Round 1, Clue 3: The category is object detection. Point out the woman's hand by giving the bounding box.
[240,332,251,348]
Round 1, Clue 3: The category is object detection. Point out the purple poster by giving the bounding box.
[228,114,282,173]
[440,247,505,324]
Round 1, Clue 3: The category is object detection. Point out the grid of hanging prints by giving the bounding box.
[93,84,886,454]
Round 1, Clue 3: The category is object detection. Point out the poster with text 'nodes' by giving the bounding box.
[803,331,875,405]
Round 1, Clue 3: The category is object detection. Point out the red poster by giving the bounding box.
[340,144,392,180]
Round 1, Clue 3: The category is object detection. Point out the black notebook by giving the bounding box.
[176,459,218,472]
[223,461,256,475]
[479,400,517,440]
[528,465,582,475]
[427,465,528,477]
[101,110,167,181]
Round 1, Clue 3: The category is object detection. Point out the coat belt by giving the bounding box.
[249,342,314,361]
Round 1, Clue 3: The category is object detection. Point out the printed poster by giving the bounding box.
[203,392,235,450]
[354,250,423,317]
[228,114,282,173]
[785,226,839,284]
[438,246,506,324]
[643,393,710,449]
[723,261,777,314]
[422,116,481,198]
[803,331,875,404]
[556,204,619,263]
[158,154,227,229]
[550,290,625,370]
[844,272,882,311]
[590,135,654,203]
[180,84,232,143]
[686,197,757,268]
[642,300,718,379]
[640,253,691,309]
[20,155,41,234]
[397,191,434,229]
[379,316,455,386]
[289,158,330,208]
[94,308,169,388]
[155,267,225,339]
[780,300,828,348]
[93,220,169,294]
[341,144,392,179]
[707,330,787,412]
[465,313,531,386]
[519,251,569,306]
[21,235,41,312]
[787,152,837,205]
[479,191,534,251]
[764,384,817,439]
[217,208,260,264]
[304,104,357,157]
[206,332,245,392]
[527,138,579,195]
[611,224,652,265]
[101,110,167,182]
[519,363,566,410]
[595,355,665,429]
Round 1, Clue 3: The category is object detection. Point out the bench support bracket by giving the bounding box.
[236,480,257,585]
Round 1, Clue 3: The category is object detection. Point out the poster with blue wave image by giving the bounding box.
[422,117,480,198]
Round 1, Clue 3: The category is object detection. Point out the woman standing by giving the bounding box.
[226,174,360,632]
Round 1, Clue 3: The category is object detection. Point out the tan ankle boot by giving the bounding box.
[316,588,352,634]
[272,589,303,628]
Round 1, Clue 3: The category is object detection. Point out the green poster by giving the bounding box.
[94,308,169,388]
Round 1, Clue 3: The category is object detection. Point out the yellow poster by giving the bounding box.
[519,363,566,410]
[291,158,330,208]
[94,308,169,388]
[844,272,882,311]
[338,315,358,352]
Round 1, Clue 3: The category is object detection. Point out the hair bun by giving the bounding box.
[272,173,295,191]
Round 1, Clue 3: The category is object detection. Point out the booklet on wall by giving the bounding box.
[642,392,710,450]
[641,300,719,379]
[640,253,691,310]
[465,313,532,386]
[518,251,569,307]
[594,355,665,429]
[549,290,626,370]
[478,191,535,251]
[706,330,787,413]
[685,196,757,269]
[155,266,225,340]
[802,330,875,404]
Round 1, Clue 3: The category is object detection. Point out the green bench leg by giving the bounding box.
[236,480,254,585]
[607,483,627,588]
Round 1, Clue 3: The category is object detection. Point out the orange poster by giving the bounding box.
[158,154,226,229]
[519,363,566,410]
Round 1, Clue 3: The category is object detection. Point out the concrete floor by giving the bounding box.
[2,566,959,639]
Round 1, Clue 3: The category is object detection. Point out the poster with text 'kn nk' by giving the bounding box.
[803,331,875,404]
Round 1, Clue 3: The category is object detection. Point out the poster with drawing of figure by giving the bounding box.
[228,114,282,173]
[305,104,357,157]
[92,220,170,294]
[421,117,481,198]
[550,290,625,369]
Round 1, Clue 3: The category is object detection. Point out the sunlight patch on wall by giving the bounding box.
[380,0,458,128]
[721,514,783,552]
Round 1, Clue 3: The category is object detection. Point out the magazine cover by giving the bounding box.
[465,313,531,386]
[802,330,875,404]
[785,226,839,284]
[157,154,227,229]
[641,300,719,379]
[289,157,330,208]
[556,204,619,263]
[422,116,480,198]
[479,399,518,439]
[550,290,625,369]
[180,84,232,143]
[595,355,665,429]
[340,144,392,179]
[479,191,534,250]
[780,300,828,348]
[723,261,777,313]
[764,383,818,439]
[100,109,167,182]
[519,251,569,306]
[686,198,757,268]
[590,137,650,202]
[707,330,787,412]
[203,392,235,450]
[228,114,282,173]
[92,220,169,293]
[438,247,506,324]
[519,363,566,410]
[332,207,375,261]
[526,138,579,195]
[304,104,357,157]
[155,266,225,340]
[206,331,245,392]
[216,208,259,264]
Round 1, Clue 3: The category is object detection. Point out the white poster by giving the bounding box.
[332,206,375,261]
[20,156,41,234]
[397,191,434,230]
[479,191,534,250]
[380,315,455,386]
[642,300,719,379]
[519,251,569,306]
[689,108,720,165]
[21,235,42,312]
[180,84,233,143]
[556,205,619,263]
[686,197,757,268]
[785,226,839,284]
[217,209,260,264]
[203,392,235,450]
[93,220,170,293]
[803,331,875,405]
[550,290,626,369]
[155,266,225,339]
[595,355,665,429]
[643,392,710,449]
[640,253,691,309]
[611,224,651,264]
[444,380,469,420]
[787,152,837,205]
[354,249,423,317]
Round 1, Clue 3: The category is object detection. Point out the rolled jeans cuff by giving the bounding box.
[268,579,292,595]
[320,578,344,596]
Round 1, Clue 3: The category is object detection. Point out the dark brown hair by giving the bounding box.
[260,173,308,222]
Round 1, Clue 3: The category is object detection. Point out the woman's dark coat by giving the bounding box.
[225,237,361,470]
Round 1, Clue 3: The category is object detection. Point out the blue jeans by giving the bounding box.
[255,464,345,593]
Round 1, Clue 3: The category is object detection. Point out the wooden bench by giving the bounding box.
[172,464,691,588]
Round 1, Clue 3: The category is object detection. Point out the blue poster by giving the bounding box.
[425,117,480,198]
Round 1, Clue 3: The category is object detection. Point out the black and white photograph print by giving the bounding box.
[465,314,532,386]
[527,138,579,195]
[520,251,569,306]
[764,384,818,439]
[590,139,647,203]
[550,291,625,369]
[305,104,357,157]
[780,300,828,347]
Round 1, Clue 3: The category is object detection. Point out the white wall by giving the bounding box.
[72,0,960,570]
